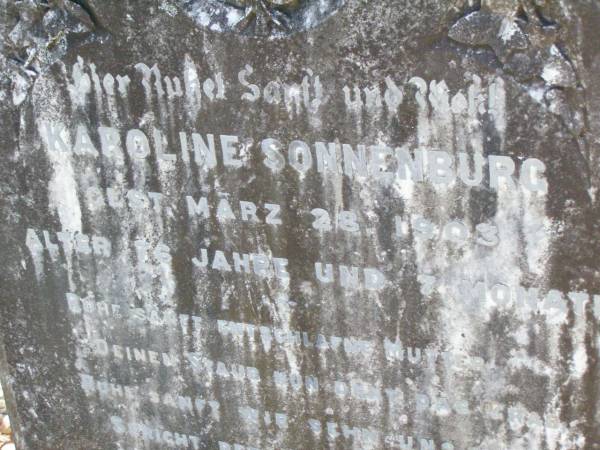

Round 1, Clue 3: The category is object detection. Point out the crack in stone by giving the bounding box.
[68,0,102,30]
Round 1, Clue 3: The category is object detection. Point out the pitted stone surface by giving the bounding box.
[0,1,599,449]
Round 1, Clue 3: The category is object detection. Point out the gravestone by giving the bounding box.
[1,0,599,449]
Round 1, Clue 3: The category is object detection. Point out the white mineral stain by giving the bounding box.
[488,77,506,150]
[542,66,563,86]
[527,84,547,103]
[198,12,211,27]
[43,135,82,234]
[12,73,29,106]
[183,54,202,120]
[522,189,550,276]
[571,344,588,378]
[24,235,45,281]
[158,1,178,16]
[226,9,243,26]
[507,349,555,377]
[395,73,572,448]
[542,45,576,88]
[498,17,519,43]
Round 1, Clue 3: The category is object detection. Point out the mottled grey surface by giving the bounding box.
[0,1,599,449]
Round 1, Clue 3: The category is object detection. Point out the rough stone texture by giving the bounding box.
[0,1,599,449]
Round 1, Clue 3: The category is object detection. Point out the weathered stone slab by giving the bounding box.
[0,1,599,449]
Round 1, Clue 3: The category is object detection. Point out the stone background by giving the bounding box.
[1,1,599,449]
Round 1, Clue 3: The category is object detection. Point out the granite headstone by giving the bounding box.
[0,0,599,449]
